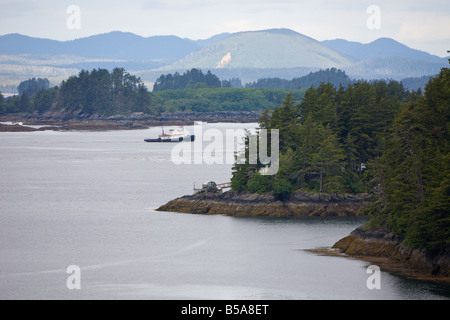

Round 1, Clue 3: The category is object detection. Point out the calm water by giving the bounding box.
[0,123,448,300]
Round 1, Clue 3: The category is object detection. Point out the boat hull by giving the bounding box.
[145,135,195,143]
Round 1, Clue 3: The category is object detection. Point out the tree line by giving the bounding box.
[365,65,449,250]
[153,68,352,91]
[152,87,305,113]
[245,68,352,89]
[153,68,224,91]
[0,68,305,116]
[0,67,439,118]
[231,64,449,250]
[0,68,160,116]
[231,80,410,196]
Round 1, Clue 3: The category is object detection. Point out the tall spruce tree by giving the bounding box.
[367,65,450,250]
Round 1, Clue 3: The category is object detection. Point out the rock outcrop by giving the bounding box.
[157,190,371,218]
[0,110,262,132]
[333,225,450,282]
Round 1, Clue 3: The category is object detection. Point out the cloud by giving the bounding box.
[0,0,39,19]
[211,20,258,35]
[396,13,450,42]
[142,0,219,11]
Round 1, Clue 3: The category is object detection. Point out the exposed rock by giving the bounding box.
[0,124,38,132]
[333,225,450,282]
[0,110,262,132]
[157,190,371,218]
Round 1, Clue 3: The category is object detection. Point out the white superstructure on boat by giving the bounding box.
[145,126,195,143]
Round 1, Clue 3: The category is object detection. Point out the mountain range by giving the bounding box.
[0,28,448,93]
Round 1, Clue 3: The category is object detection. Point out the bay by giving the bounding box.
[0,123,448,300]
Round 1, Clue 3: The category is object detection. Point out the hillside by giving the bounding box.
[321,38,448,80]
[344,56,448,80]
[0,32,200,61]
[161,29,355,70]
[322,37,445,62]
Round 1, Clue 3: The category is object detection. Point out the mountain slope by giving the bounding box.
[0,33,63,55]
[0,32,200,61]
[322,38,444,62]
[344,56,448,80]
[162,29,355,70]
[192,33,231,48]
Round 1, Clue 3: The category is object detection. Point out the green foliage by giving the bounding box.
[232,79,413,197]
[246,68,351,90]
[0,91,4,114]
[153,68,222,91]
[248,172,273,194]
[233,68,450,251]
[273,176,294,200]
[366,66,450,250]
[4,95,21,113]
[1,68,305,116]
[312,125,346,194]
[32,88,57,113]
[17,78,49,97]
[2,68,159,116]
[152,87,305,113]
[56,68,157,116]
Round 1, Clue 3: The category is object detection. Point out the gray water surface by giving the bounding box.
[0,123,448,300]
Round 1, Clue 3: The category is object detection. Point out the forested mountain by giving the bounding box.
[344,56,447,80]
[401,76,432,92]
[322,38,445,62]
[162,29,354,70]
[245,68,351,89]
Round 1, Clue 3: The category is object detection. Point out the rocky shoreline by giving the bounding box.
[156,190,371,218]
[0,111,261,132]
[158,190,450,285]
[331,225,450,284]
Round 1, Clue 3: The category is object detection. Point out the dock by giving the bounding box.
[194,182,231,192]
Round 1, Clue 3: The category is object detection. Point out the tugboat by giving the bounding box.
[145,126,195,143]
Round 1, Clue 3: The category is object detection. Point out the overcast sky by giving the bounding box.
[0,0,449,57]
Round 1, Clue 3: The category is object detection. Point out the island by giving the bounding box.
[157,190,370,218]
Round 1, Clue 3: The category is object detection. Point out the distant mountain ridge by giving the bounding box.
[321,38,444,62]
[0,31,201,61]
[0,29,448,91]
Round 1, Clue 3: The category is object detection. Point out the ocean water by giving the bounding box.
[0,123,448,300]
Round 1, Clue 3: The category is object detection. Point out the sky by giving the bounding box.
[0,0,449,57]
